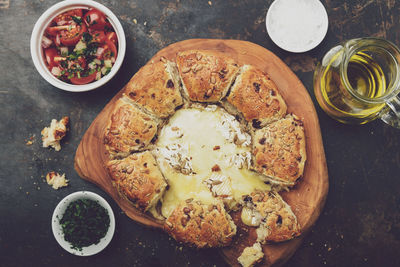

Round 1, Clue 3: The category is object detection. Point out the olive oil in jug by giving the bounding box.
[314,38,400,126]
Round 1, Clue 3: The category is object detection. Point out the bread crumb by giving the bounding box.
[237,242,264,267]
[41,116,69,151]
[25,135,35,145]
[46,171,69,189]
[133,18,137,24]
[208,1,212,6]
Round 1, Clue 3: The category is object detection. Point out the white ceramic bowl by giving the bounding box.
[30,0,126,92]
[266,0,328,53]
[52,191,115,256]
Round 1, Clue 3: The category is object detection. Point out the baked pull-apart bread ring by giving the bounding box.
[252,114,306,187]
[164,199,237,248]
[104,98,160,158]
[176,50,240,102]
[106,151,167,212]
[124,59,183,119]
[224,65,287,129]
[241,191,300,243]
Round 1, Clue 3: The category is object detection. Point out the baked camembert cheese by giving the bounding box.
[155,105,270,217]
[103,50,307,266]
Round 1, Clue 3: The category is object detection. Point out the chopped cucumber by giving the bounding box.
[74,39,87,52]
[104,60,112,68]
[60,47,68,56]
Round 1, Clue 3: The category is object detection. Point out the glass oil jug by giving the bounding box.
[314,37,400,128]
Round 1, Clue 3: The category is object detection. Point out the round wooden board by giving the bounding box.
[74,39,329,267]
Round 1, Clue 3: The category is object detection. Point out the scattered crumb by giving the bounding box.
[25,135,35,145]
[133,18,137,24]
[208,1,212,6]
[237,242,264,267]
[41,116,69,151]
[46,171,69,189]
[144,21,147,26]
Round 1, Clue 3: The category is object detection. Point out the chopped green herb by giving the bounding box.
[60,60,68,68]
[83,32,92,43]
[84,43,98,57]
[104,25,113,32]
[86,15,91,23]
[59,199,110,251]
[71,16,82,24]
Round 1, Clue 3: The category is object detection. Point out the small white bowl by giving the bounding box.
[30,0,126,92]
[52,191,115,256]
[266,0,328,53]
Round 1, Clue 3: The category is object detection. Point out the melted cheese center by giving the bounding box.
[155,106,270,218]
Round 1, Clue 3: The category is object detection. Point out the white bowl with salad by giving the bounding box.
[30,0,126,92]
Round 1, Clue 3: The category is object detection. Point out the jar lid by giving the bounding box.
[266,0,329,53]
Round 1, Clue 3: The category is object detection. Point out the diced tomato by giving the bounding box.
[107,39,117,59]
[60,23,87,46]
[84,9,107,30]
[97,39,117,60]
[44,48,59,68]
[53,9,83,25]
[69,71,97,85]
[91,31,106,43]
[106,32,117,45]
[46,26,59,36]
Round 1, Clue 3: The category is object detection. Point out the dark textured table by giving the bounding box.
[1,0,399,266]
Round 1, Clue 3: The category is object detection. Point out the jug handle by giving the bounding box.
[381,96,400,128]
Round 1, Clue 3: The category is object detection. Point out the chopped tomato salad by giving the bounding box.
[42,8,118,85]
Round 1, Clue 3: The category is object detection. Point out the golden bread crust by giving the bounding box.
[164,199,237,248]
[176,50,240,102]
[244,191,300,243]
[106,151,167,212]
[124,60,183,118]
[104,99,159,157]
[101,50,308,253]
[226,65,287,129]
[252,114,306,186]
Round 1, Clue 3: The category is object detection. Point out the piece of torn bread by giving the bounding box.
[124,59,183,119]
[164,199,237,248]
[224,65,287,130]
[176,50,240,102]
[106,151,167,212]
[237,242,264,267]
[241,190,300,243]
[252,114,306,187]
[41,116,69,151]
[46,171,68,190]
[104,98,160,158]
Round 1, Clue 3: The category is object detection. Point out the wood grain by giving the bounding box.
[74,39,329,266]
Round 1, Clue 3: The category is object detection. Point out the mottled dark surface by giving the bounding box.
[1,0,399,266]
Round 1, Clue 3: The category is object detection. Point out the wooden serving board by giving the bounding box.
[74,39,329,266]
